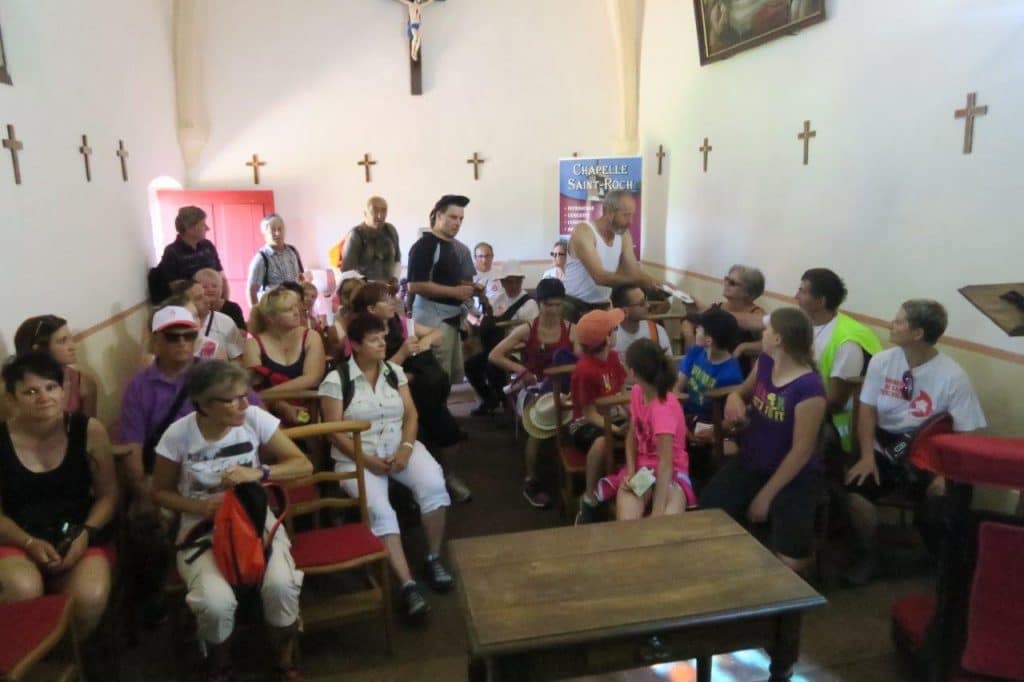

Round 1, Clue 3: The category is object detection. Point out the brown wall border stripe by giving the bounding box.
[643,260,1024,366]
[72,301,149,343]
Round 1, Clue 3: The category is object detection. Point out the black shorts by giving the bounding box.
[700,457,821,560]
[569,419,604,453]
[844,450,930,503]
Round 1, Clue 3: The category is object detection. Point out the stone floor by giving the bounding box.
[117,385,930,681]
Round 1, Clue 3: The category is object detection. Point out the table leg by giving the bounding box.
[768,613,801,682]
[696,655,712,682]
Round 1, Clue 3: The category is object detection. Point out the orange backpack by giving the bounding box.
[180,482,288,588]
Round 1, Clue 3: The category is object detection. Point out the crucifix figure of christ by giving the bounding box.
[797,120,816,166]
[116,139,130,182]
[466,152,485,180]
[2,124,23,185]
[954,92,988,155]
[246,153,267,185]
[79,134,93,182]
[698,138,712,173]
[395,0,436,95]
[358,153,377,183]
[656,145,667,175]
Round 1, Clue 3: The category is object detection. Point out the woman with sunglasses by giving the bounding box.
[0,352,117,642]
[682,264,766,349]
[13,315,97,417]
[152,360,311,681]
[542,240,567,280]
[843,299,986,585]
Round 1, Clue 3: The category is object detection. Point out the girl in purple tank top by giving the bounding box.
[700,307,827,571]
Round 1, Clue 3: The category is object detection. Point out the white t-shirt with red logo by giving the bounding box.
[860,347,986,435]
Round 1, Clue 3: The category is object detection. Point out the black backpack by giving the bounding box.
[336,360,399,411]
[147,265,171,305]
[260,246,304,288]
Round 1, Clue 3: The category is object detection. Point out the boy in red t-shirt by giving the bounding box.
[571,309,628,524]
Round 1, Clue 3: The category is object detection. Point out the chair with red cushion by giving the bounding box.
[0,594,81,681]
[280,420,394,653]
[891,431,1024,681]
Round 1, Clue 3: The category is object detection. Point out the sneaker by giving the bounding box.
[446,475,473,503]
[574,496,599,526]
[424,555,455,593]
[842,552,880,587]
[400,582,431,617]
[522,478,552,509]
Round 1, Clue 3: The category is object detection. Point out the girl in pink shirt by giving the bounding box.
[599,338,695,519]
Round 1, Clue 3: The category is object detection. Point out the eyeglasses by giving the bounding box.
[474,253,493,260]
[724,277,741,286]
[550,251,567,257]
[901,370,914,401]
[210,393,249,407]
[163,330,199,343]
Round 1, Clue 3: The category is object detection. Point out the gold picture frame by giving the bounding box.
[694,0,825,66]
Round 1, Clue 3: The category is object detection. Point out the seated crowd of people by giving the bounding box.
[0,192,987,680]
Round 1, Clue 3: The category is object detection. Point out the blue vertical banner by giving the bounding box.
[558,156,642,258]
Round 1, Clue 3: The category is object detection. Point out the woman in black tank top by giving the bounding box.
[0,352,117,639]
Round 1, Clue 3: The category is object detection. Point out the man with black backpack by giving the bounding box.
[246,213,306,306]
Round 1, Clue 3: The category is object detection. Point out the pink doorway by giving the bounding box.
[156,189,275,317]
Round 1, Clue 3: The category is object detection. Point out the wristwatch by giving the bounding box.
[260,464,271,482]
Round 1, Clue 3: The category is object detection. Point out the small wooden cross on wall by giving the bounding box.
[954,92,988,154]
[357,153,377,183]
[466,152,485,180]
[797,120,816,166]
[246,154,267,185]
[698,138,712,173]
[656,145,667,175]
[116,139,130,182]
[2,124,24,185]
[79,135,93,182]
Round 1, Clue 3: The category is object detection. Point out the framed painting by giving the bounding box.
[0,21,10,85]
[694,0,825,66]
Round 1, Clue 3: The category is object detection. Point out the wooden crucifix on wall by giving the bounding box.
[79,134,93,182]
[698,138,712,173]
[655,145,666,175]
[116,139,130,182]
[797,120,816,166]
[954,92,988,155]
[2,124,23,184]
[246,153,267,185]
[395,0,439,95]
[466,152,485,180]
[358,153,377,183]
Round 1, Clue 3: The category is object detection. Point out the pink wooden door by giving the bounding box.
[157,190,275,317]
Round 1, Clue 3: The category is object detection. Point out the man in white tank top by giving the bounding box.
[562,190,661,322]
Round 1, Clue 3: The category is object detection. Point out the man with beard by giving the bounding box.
[562,190,661,322]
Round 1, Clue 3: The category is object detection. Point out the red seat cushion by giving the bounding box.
[560,446,586,471]
[290,523,384,568]
[914,433,1024,490]
[961,522,1024,680]
[0,594,71,675]
[892,592,935,650]
[287,484,317,505]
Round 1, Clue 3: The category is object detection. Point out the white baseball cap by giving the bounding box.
[499,260,526,279]
[152,306,199,333]
[338,270,367,283]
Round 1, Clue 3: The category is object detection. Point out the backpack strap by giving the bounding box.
[288,245,304,273]
[646,319,659,343]
[497,294,531,323]
[260,483,289,555]
[337,361,354,412]
[260,251,270,288]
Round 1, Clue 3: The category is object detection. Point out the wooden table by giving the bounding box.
[451,510,825,681]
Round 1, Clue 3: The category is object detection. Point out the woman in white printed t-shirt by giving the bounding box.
[318,313,453,620]
[151,361,312,681]
[843,299,986,586]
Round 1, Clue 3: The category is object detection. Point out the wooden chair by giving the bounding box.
[279,421,394,653]
[641,312,687,356]
[0,594,82,682]
[544,364,583,519]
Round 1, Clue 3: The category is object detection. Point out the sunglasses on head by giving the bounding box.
[163,330,199,343]
[901,369,914,401]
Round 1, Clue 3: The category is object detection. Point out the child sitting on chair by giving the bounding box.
[676,307,745,452]
[606,338,696,521]
[572,310,628,525]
